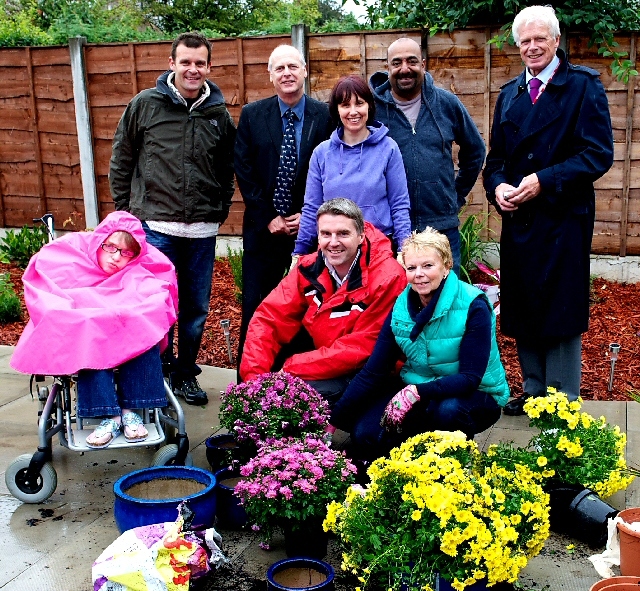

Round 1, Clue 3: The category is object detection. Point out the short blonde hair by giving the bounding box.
[398,228,453,270]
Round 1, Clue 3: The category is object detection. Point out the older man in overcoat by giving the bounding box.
[483,5,614,415]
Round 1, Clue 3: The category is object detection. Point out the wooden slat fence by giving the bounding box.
[0,28,638,254]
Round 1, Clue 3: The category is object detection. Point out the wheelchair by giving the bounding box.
[4,215,191,503]
[5,371,192,504]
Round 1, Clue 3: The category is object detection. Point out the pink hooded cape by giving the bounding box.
[11,211,178,375]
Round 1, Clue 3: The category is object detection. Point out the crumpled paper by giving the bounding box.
[92,503,226,591]
[589,515,640,579]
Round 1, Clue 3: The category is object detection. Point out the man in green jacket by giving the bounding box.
[110,31,236,406]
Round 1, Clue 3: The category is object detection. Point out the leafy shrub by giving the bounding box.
[0,2,52,47]
[458,210,497,284]
[0,273,22,323]
[0,225,48,268]
[226,245,243,303]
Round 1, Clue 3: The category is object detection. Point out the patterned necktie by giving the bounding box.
[273,108,298,216]
[529,77,542,103]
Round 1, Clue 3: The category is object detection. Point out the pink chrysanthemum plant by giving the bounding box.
[234,434,357,541]
[219,372,330,445]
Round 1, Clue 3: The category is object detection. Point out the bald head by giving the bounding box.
[267,44,307,105]
[387,38,426,101]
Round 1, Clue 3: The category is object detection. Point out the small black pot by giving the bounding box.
[545,481,618,547]
[282,519,328,559]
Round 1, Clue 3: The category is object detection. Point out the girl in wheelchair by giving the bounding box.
[11,211,178,449]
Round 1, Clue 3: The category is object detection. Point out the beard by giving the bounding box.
[392,73,421,97]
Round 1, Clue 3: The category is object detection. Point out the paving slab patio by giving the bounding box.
[0,344,637,591]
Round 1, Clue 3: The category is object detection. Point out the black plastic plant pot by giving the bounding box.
[546,481,618,547]
[282,519,329,559]
[266,557,335,591]
[568,488,619,547]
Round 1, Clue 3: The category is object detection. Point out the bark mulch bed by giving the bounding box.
[2,259,639,401]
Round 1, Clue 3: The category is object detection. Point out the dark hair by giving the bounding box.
[328,75,375,127]
[171,32,212,64]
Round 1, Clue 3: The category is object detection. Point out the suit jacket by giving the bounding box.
[483,50,613,341]
[234,95,332,251]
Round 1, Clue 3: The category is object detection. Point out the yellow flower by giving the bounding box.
[536,456,548,467]
[412,509,423,521]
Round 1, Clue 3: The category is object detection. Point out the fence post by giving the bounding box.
[291,24,310,95]
[69,35,99,228]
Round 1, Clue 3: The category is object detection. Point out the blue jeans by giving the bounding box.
[440,226,461,277]
[77,345,166,417]
[349,379,501,461]
[143,224,216,380]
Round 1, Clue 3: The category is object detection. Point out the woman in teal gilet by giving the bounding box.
[330,228,509,461]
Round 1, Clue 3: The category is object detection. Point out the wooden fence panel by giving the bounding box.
[0,29,637,255]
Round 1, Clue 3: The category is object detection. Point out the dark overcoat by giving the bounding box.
[483,50,613,342]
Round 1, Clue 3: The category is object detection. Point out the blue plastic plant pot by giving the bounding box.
[113,465,216,533]
[266,558,335,591]
[214,467,247,529]
[205,433,240,471]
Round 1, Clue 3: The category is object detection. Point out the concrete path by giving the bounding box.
[0,344,638,590]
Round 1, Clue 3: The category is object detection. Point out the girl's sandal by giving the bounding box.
[122,412,148,442]
[86,418,121,449]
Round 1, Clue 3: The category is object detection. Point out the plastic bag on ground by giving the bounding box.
[92,503,226,591]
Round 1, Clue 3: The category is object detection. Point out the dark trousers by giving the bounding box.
[270,327,353,406]
[441,226,461,277]
[143,224,216,380]
[238,233,295,372]
[516,335,582,401]
[349,376,501,461]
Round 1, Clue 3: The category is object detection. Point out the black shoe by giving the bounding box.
[174,377,208,406]
[503,395,530,416]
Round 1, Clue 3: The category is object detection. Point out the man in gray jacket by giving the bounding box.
[371,37,485,273]
[110,31,236,406]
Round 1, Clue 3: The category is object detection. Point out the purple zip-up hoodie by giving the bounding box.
[293,121,411,255]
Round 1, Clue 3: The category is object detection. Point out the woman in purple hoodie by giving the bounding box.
[293,75,411,257]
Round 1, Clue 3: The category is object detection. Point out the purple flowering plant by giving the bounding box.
[219,372,330,445]
[234,434,357,540]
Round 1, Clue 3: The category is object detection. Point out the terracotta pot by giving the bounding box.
[617,508,640,576]
[590,577,640,591]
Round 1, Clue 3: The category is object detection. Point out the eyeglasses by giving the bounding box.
[101,243,136,258]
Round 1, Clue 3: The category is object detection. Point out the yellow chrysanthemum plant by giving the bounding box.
[487,388,634,499]
[323,431,550,591]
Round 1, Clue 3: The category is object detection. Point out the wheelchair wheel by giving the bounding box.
[151,444,193,467]
[6,454,57,503]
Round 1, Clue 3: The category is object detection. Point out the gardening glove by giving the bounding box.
[380,385,420,432]
[323,424,336,446]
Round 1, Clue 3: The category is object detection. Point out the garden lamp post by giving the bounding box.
[221,319,233,364]
[608,342,621,391]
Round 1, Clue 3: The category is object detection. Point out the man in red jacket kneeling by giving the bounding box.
[239,198,407,404]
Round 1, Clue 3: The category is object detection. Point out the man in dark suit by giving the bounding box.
[483,5,614,415]
[234,44,332,370]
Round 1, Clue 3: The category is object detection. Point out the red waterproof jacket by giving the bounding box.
[240,223,407,381]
